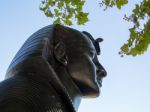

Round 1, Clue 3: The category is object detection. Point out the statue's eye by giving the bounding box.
[89,51,95,59]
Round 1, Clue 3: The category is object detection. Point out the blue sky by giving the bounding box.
[0,0,150,112]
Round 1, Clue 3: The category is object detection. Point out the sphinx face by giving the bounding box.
[66,33,107,98]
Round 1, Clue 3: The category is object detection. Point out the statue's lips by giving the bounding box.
[97,78,102,87]
[96,69,106,87]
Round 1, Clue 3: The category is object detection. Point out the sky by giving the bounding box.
[0,0,150,112]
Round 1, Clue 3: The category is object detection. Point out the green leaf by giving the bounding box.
[64,19,73,25]
[105,0,111,5]
[48,0,54,6]
[116,0,128,9]
[65,0,71,4]
[121,44,129,53]
[58,1,64,8]
[45,10,53,17]
[130,48,138,56]
[54,9,59,16]
[129,28,138,40]
[53,18,61,24]
[143,30,150,39]
[76,12,89,25]
[133,5,140,14]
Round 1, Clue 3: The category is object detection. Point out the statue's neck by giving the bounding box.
[54,66,82,112]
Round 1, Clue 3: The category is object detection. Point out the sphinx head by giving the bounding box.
[6,24,107,98]
[52,25,107,98]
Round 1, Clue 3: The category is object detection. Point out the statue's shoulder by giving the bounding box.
[0,76,30,112]
[0,74,68,112]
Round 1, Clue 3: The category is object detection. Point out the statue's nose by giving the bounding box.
[97,69,107,78]
[96,62,107,78]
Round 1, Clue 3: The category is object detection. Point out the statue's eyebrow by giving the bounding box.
[89,47,96,53]
[82,31,103,55]
[94,38,103,55]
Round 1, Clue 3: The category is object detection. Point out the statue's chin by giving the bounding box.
[80,84,100,98]
[72,78,100,98]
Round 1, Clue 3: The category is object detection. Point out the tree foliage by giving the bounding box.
[119,0,150,56]
[40,0,150,57]
[40,0,88,25]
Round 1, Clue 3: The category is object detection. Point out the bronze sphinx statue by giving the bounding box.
[0,24,107,112]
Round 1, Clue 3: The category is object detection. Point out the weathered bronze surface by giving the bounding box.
[0,24,106,112]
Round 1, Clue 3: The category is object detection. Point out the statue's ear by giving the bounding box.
[54,41,68,66]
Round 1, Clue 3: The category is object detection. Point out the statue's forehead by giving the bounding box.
[80,33,97,51]
[55,26,100,54]
[66,33,96,53]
